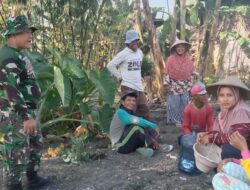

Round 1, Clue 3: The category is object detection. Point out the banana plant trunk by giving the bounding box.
[142,0,164,101]
[170,0,177,44]
[133,0,143,43]
[179,0,186,40]
[203,0,222,76]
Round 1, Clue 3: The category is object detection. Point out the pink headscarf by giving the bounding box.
[164,52,194,81]
[214,86,250,133]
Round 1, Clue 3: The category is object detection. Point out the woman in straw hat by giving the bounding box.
[164,40,198,125]
[197,76,250,159]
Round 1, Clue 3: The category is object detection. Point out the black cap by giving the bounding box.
[121,91,137,100]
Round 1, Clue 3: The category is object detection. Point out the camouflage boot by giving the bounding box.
[27,171,51,189]
[5,183,23,190]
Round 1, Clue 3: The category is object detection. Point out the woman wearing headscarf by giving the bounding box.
[164,40,198,125]
[197,76,250,159]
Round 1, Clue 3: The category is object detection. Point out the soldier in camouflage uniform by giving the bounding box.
[0,15,50,190]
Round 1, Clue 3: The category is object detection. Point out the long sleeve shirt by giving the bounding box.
[107,47,144,91]
[233,150,250,180]
[182,102,214,135]
[163,73,197,95]
[241,150,250,180]
[0,45,41,120]
[208,123,250,147]
[109,108,157,146]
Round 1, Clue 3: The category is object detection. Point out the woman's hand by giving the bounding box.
[196,132,207,143]
[217,158,234,173]
[230,131,248,151]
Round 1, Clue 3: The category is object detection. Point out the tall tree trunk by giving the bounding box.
[197,23,208,78]
[179,0,186,40]
[169,0,177,44]
[133,0,143,43]
[86,0,106,69]
[69,2,76,58]
[142,0,164,101]
[214,16,230,75]
[203,0,222,76]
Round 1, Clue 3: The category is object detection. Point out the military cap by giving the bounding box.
[4,15,37,36]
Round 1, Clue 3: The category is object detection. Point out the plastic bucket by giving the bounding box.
[193,143,221,173]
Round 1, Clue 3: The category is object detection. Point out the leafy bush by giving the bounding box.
[141,57,153,77]
[203,75,220,85]
[61,136,88,164]
[61,135,107,164]
[25,47,117,137]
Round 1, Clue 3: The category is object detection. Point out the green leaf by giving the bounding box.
[162,18,172,36]
[89,68,117,105]
[47,46,62,65]
[79,102,91,115]
[237,37,250,59]
[99,104,114,134]
[54,125,68,136]
[54,66,72,106]
[91,110,99,123]
[0,144,4,158]
[235,6,250,18]
[22,50,53,80]
[219,31,228,41]
[41,88,61,115]
[220,6,250,18]
[206,0,216,11]
[189,7,199,25]
[61,56,86,79]
[186,0,198,6]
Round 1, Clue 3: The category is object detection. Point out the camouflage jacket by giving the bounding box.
[0,45,41,120]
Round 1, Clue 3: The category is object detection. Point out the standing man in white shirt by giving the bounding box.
[107,29,149,117]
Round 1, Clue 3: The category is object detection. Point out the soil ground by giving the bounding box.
[0,103,215,190]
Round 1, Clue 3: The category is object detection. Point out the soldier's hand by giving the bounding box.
[23,118,37,136]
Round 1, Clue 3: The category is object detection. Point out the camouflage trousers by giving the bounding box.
[0,110,43,185]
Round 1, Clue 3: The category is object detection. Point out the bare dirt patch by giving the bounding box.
[0,103,214,190]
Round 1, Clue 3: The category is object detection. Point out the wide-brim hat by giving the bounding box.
[170,39,191,52]
[4,15,38,36]
[206,76,250,100]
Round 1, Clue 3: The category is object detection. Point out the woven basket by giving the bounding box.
[193,143,221,173]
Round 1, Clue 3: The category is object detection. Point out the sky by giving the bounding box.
[127,0,174,14]
[149,0,174,14]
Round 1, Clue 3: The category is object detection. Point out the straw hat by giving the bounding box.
[170,39,191,52]
[206,76,250,100]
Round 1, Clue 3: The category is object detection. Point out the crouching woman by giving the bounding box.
[197,76,250,159]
